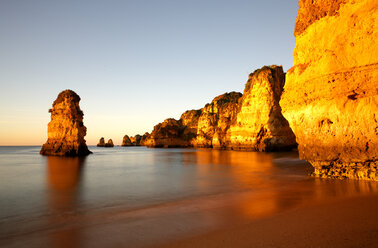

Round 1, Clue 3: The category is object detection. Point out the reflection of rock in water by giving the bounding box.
[46,156,86,248]
[184,150,378,220]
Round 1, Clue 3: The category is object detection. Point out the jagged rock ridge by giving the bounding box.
[144,65,296,152]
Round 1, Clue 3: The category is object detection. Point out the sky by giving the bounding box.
[0,0,299,146]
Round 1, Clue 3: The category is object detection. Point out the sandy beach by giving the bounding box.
[160,194,378,248]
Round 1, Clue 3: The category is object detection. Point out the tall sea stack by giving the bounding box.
[40,90,91,156]
[225,66,297,151]
[280,0,378,180]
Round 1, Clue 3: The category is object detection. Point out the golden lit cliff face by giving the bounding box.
[40,90,91,156]
[144,66,296,151]
[281,0,378,180]
[144,118,190,148]
[122,135,132,146]
[195,92,241,148]
[226,66,297,151]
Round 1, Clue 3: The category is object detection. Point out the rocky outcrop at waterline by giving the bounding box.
[122,135,132,146]
[145,65,296,151]
[122,133,150,146]
[144,118,193,148]
[97,138,114,147]
[40,90,91,156]
[140,133,150,146]
[143,109,201,148]
[225,66,297,151]
[195,92,241,148]
[105,139,114,147]
[280,0,378,180]
[97,137,106,147]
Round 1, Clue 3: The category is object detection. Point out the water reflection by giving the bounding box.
[183,149,378,221]
[46,156,86,248]
[1,147,377,248]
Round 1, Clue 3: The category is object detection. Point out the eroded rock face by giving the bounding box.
[40,90,91,156]
[280,0,378,180]
[140,132,150,146]
[144,66,296,151]
[130,135,142,146]
[105,139,114,147]
[144,109,201,148]
[180,109,202,146]
[122,133,150,146]
[144,118,189,148]
[122,135,132,146]
[195,92,241,148]
[97,137,105,147]
[225,66,297,151]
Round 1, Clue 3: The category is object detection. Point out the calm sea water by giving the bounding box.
[0,146,377,247]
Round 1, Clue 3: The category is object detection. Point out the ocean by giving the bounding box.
[0,146,377,247]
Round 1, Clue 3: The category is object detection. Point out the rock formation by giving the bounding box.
[144,118,190,148]
[122,133,150,146]
[97,137,114,147]
[130,135,142,146]
[140,132,150,146]
[280,0,378,180]
[195,92,241,148]
[144,66,296,151]
[225,66,297,151]
[144,110,201,148]
[105,139,114,147]
[97,137,106,147]
[122,135,132,146]
[40,90,91,156]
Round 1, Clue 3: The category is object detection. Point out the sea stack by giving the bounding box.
[40,90,91,156]
[225,66,297,151]
[280,0,378,180]
[97,137,105,147]
[105,139,114,147]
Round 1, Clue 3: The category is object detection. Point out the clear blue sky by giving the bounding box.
[0,0,298,145]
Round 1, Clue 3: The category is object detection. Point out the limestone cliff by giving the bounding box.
[225,66,297,151]
[130,135,142,146]
[144,118,190,148]
[140,132,150,146]
[280,0,378,180]
[144,109,201,148]
[195,92,242,148]
[122,135,132,146]
[40,90,91,156]
[144,66,296,151]
[180,109,203,146]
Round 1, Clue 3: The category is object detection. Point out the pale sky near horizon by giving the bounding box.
[0,0,298,146]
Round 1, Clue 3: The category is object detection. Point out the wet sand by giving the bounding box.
[160,194,378,248]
